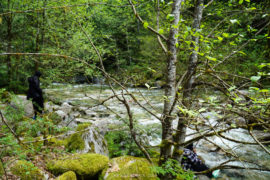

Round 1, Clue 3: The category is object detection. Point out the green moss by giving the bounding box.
[56,171,77,180]
[10,160,43,180]
[100,156,157,180]
[48,135,67,146]
[65,123,91,152]
[47,153,109,179]
[0,163,4,177]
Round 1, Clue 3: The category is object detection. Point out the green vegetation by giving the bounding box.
[0,0,269,179]
[10,160,44,180]
[105,130,144,158]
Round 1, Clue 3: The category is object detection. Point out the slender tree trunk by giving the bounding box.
[6,0,12,83]
[159,0,183,164]
[172,0,204,161]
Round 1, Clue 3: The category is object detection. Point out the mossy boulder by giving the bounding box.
[47,153,109,179]
[101,156,157,180]
[65,123,108,155]
[56,171,77,180]
[65,123,91,152]
[10,160,44,180]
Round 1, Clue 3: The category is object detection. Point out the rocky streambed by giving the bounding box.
[17,83,270,180]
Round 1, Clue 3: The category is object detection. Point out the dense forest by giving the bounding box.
[0,0,269,180]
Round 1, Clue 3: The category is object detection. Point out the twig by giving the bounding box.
[128,0,168,42]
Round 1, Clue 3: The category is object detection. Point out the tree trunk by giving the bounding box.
[172,0,204,161]
[6,0,12,83]
[159,0,183,164]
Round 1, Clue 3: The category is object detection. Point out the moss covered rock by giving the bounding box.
[10,160,44,180]
[101,156,157,180]
[56,171,77,180]
[65,123,108,156]
[65,123,91,152]
[47,153,109,179]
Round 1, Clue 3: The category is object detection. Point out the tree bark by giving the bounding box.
[172,0,204,161]
[159,0,183,164]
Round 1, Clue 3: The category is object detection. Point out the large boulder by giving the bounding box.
[65,123,108,156]
[101,156,157,180]
[13,95,34,117]
[10,160,44,180]
[47,153,109,179]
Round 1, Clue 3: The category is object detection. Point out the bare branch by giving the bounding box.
[128,0,168,42]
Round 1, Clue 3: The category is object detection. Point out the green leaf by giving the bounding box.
[222,33,229,38]
[250,76,261,82]
[198,108,206,113]
[239,0,243,4]
[158,29,164,34]
[231,123,237,128]
[259,89,269,93]
[143,22,149,29]
[230,19,240,25]
[206,56,217,61]
[166,14,175,21]
[245,0,250,2]
[228,86,236,92]
[175,42,179,48]
[217,37,223,41]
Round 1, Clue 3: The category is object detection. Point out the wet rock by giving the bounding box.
[61,102,73,114]
[47,153,109,179]
[55,110,68,121]
[101,156,156,180]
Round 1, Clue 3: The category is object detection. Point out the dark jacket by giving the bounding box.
[27,74,43,101]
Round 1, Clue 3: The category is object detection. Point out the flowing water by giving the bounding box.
[45,84,270,180]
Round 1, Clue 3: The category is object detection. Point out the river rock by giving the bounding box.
[61,102,73,114]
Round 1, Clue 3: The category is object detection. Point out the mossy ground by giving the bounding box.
[47,153,109,179]
[101,156,157,180]
[10,160,44,180]
[56,171,77,180]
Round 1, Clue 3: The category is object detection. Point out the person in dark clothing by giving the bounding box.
[27,71,44,120]
[182,143,212,178]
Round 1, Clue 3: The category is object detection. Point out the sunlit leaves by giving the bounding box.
[206,56,217,61]
[250,76,261,82]
[143,22,149,29]
[166,14,175,21]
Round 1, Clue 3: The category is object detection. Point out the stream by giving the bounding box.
[44,83,270,180]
